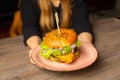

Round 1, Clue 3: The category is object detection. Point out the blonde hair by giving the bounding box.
[38,0,72,32]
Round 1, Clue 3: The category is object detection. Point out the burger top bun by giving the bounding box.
[44,28,77,48]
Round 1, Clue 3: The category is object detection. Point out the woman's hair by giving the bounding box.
[38,0,72,32]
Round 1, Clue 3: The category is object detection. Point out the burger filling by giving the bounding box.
[40,40,81,59]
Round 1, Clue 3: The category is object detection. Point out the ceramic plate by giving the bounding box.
[30,42,98,71]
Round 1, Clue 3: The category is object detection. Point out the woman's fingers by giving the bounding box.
[29,49,35,64]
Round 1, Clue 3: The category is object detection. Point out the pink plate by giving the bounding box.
[31,42,98,72]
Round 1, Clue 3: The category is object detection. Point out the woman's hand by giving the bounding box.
[27,36,41,49]
[27,36,42,64]
[77,32,94,53]
[77,32,94,49]
[78,32,93,43]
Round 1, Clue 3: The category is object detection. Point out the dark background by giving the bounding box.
[0,0,116,39]
[86,0,116,11]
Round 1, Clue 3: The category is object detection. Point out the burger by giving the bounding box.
[40,28,81,63]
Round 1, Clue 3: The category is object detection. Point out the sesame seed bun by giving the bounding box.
[44,28,77,48]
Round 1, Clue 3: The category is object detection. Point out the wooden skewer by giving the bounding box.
[55,12,60,35]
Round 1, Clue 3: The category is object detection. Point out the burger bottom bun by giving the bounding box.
[49,50,80,63]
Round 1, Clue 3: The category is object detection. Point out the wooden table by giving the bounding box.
[0,18,120,80]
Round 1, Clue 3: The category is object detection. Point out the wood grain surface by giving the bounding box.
[0,18,120,80]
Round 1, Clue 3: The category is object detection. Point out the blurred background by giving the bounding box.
[0,0,119,39]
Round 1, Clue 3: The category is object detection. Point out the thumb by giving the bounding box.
[29,48,36,64]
